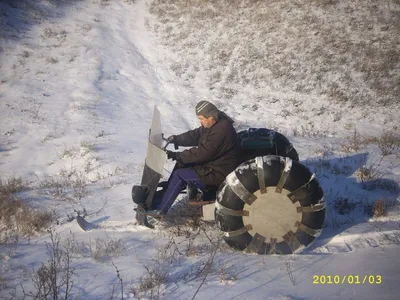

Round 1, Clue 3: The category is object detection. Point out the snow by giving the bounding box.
[283,157,292,173]
[0,0,399,299]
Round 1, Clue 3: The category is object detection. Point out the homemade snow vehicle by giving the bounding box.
[132,106,325,254]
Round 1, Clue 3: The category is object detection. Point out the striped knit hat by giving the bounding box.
[195,101,218,118]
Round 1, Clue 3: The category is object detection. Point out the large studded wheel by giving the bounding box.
[215,155,325,254]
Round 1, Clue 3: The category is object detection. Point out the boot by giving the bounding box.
[157,181,168,190]
[131,185,149,205]
[187,182,198,201]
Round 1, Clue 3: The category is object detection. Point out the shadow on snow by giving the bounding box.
[302,152,399,252]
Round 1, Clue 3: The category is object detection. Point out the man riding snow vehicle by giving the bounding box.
[132,101,241,219]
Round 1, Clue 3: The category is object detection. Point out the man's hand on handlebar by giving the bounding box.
[166,135,176,143]
[166,150,178,161]
[163,134,178,150]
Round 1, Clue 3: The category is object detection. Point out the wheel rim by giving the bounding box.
[242,187,302,243]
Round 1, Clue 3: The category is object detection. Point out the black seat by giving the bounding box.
[187,183,218,202]
[201,185,218,201]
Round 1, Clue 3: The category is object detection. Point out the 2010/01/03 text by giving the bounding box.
[313,275,382,285]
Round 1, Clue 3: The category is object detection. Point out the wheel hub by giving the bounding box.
[242,187,302,243]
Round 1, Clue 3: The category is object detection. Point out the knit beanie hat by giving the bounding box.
[195,101,218,118]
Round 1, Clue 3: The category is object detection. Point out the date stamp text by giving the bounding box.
[313,275,382,285]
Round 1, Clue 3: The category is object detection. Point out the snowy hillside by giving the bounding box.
[0,0,399,299]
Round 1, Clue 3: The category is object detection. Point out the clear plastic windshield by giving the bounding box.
[149,105,163,148]
[145,106,166,175]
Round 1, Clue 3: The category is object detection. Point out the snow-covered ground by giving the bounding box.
[0,0,399,299]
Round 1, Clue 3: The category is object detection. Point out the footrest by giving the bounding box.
[134,204,154,229]
[202,202,216,221]
[135,208,164,219]
[188,200,215,206]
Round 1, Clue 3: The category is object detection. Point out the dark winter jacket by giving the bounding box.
[175,113,241,186]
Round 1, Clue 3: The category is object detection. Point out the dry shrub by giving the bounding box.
[39,178,71,201]
[162,199,204,236]
[40,174,89,202]
[0,177,27,195]
[0,178,53,239]
[340,128,364,153]
[72,177,89,200]
[133,264,168,299]
[64,235,87,257]
[364,129,400,156]
[218,265,237,284]
[0,274,8,291]
[332,197,356,215]
[130,219,225,299]
[154,236,183,263]
[378,224,400,246]
[22,230,76,300]
[91,237,125,261]
[377,130,400,156]
[284,259,296,286]
[356,165,381,184]
[0,193,53,237]
[16,206,53,236]
[373,199,385,218]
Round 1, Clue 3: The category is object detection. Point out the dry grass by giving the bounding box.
[39,174,89,202]
[59,142,96,159]
[218,265,237,284]
[284,259,296,286]
[0,274,8,291]
[0,177,27,195]
[148,0,400,107]
[340,128,365,153]
[40,178,71,201]
[90,237,125,261]
[378,224,400,246]
[373,199,385,218]
[332,197,357,215]
[364,128,400,156]
[353,159,398,192]
[22,230,76,300]
[340,127,400,160]
[63,234,125,262]
[0,177,53,239]
[132,264,168,299]
[356,164,382,184]
[130,200,226,299]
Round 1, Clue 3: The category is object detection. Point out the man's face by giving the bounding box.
[198,115,216,128]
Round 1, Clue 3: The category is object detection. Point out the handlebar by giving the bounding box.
[161,133,178,151]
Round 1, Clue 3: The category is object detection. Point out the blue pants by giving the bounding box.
[152,168,206,214]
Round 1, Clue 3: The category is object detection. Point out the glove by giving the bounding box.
[167,135,176,143]
[167,150,178,161]
[167,135,179,150]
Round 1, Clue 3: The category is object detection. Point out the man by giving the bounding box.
[148,100,241,216]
